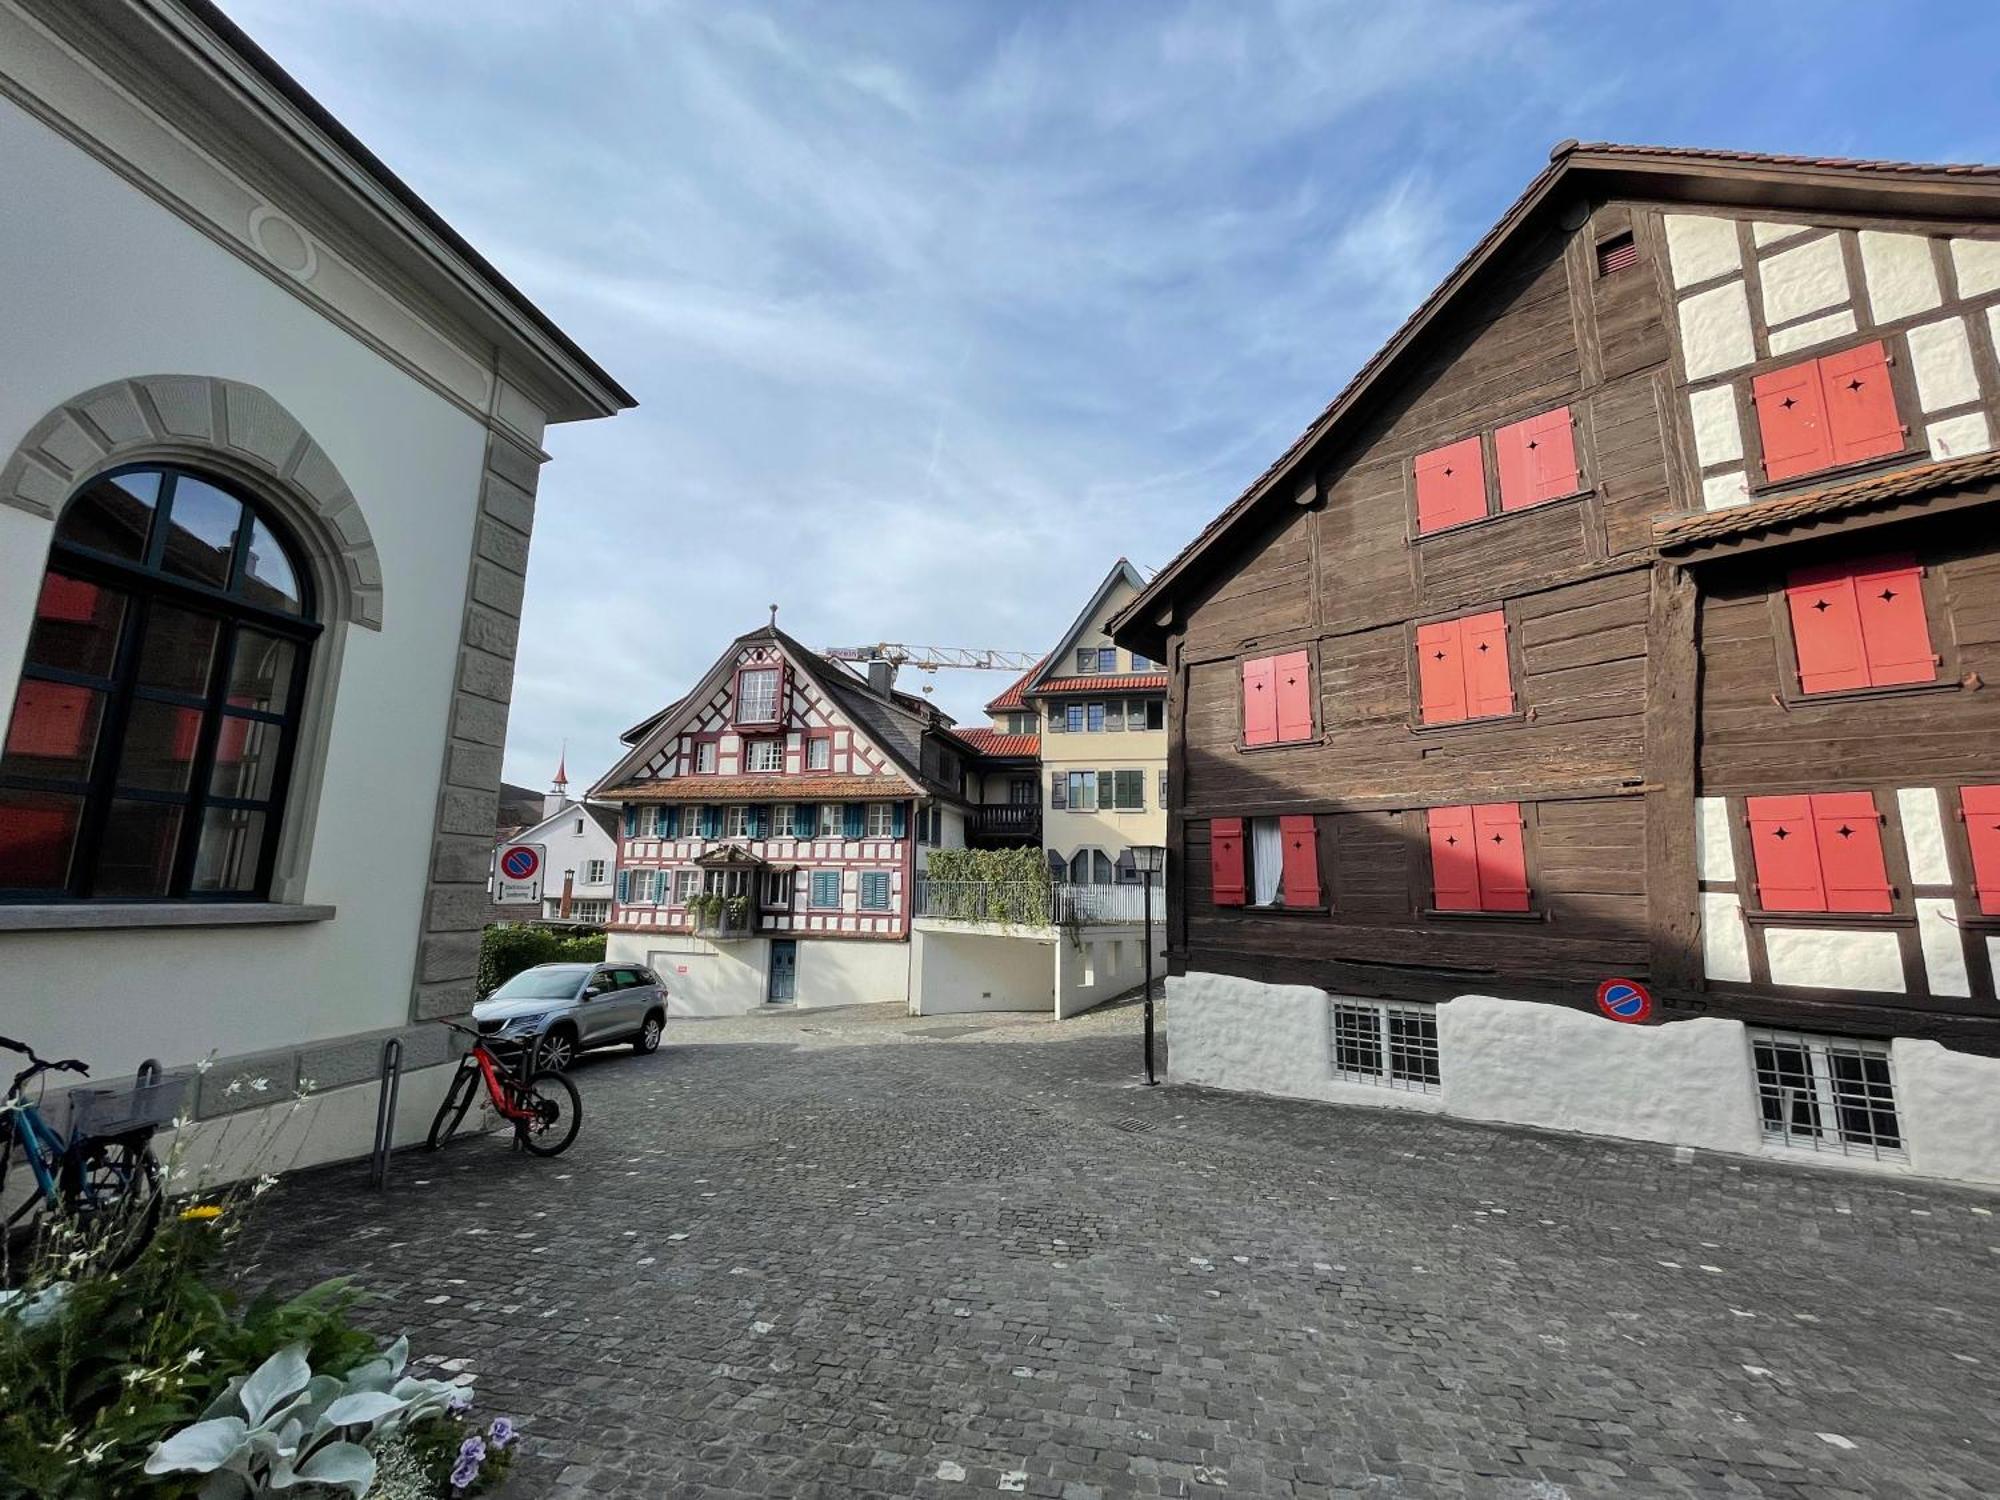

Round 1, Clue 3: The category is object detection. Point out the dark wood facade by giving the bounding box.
[1113,144,2000,1054]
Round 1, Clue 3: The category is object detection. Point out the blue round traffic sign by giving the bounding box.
[500,846,540,881]
[1595,978,1652,1023]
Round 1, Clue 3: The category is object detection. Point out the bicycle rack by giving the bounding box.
[366,1038,403,1190]
[135,1058,162,1089]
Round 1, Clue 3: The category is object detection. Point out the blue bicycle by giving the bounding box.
[0,1034,173,1265]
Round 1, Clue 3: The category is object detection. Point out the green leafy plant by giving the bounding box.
[477,925,606,993]
[923,846,1052,926]
[722,896,749,926]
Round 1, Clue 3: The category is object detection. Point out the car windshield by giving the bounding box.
[486,965,590,1001]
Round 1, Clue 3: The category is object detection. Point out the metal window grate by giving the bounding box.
[1330,1000,1440,1093]
[1597,232,1639,275]
[1749,1029,1904,1160]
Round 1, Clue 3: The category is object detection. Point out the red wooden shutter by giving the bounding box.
[1959,785,2000,915]
[4,681,94,758]
[1754,360,1834,481]
[1427,805,1480,910]
[1415,618,1467,725]
[1413,437,1487,534]
[1495,407,1578,511]
[1272,651,1313,743]
[1785,563,1870,694]
[1460,610,1514,718]
[1278,814,1320,908]
[1471,802,1530,911]
[1819,342,1903,468]
[1810,791,1893,914]
[1241,656,1278,746]
[1746,794,1827,911]
[38,575,99,623]
[1852,556,1936,686]
[1210,817,1246,907]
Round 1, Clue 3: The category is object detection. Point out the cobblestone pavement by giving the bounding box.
[246,998,2000,1499]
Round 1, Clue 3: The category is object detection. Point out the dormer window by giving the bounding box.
[734,666,781,726]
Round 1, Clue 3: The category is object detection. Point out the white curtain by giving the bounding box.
[1251,817,1283,907]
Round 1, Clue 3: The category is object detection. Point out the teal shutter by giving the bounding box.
[623,805,637,837]
[844,804,865,840]
[616,869,630,903]
[749,804,768,838]
[794,802,815,838]
[664,806,680,838]
[892,801,908,839]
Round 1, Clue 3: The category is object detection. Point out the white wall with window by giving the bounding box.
[492,799,617,916]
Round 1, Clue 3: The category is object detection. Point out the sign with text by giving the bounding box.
[497,843,544,905]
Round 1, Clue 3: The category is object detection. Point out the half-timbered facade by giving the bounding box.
[591,623,972,1012]
[1112,142,2000,1185]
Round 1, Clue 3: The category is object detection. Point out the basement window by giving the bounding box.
[1750,1030,1903,1161]
[1330,999,1440,1093]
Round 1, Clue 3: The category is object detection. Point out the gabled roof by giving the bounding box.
[1038,674,1166,697]
[957,729,1040,760]
[1023,559,1149,698]
[984,657,1048,714]
[500,797,620,847]
[1657,450,2000,556]
[1110,141,2000,653]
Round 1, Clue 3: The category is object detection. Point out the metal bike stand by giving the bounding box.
[367,1038,403,1190]
[135,1058,162,1089]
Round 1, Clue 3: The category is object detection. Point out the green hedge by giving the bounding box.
[477,924,607,995]
[922,846,1051,926]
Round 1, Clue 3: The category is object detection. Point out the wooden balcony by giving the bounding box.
[968,804,1041,843]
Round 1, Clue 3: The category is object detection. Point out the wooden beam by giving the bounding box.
[1643,560,1701,994]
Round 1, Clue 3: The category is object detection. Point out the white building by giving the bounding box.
[0,0,629,1168]
[491,762,620,925]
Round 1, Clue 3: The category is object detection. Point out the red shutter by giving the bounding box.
[1495,407,1579,511]
[1272,651,1313,743]
[38,575,99,624]
[1460,610,1514,718]
[1241,657,1278,746]
[1210,817,1246,907]
[1427,805,1480,910]
[1810,791,1893,914]
[1278,814,1320,909]
[1746,794,1827,911]
[1785,563,1870,694]
[1852,556,1936,686]
[1754,360,1834,481]
[1819,342,1903,468]
[1413,437,1487,534]
[1415,618,1467,725]
[1959,785,2000,915]
[1471,802,1530,912]
[4,681,94,758]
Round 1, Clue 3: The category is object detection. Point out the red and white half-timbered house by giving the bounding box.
[590,623,972,1013]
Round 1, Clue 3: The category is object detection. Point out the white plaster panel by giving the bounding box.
[1926,411,1992,459]
[1688,385,1743,467]
[1914,899,1970,999]
[1897,787,1952,885]
[1767,308,1857,356]
[1438,996,1763,1154]
[1701,470,1750,512]
[1950,237,2000,299]
[1701,892,1752,983]
[1858,230,1942,323]
[1759,235,1848,326]
[1665,214,1743,289]
[1891,1039,2000,1186]
[1697,797,1735,882]
[1763,928,1905,992]
[1678,280,1756,379]
[1752,220,1811,248]
[1906,317,1980,412]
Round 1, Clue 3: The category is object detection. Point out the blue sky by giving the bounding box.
[225,0,2000,794]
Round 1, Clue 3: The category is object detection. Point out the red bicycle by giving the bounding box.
[427,1021,581,1157]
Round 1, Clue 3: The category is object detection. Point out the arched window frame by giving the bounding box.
[1,463,322,903]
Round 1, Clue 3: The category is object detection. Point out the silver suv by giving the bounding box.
[472,962,667,1071]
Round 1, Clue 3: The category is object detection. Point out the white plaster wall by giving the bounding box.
[1764,928,1904,992]
[799,938,909,1010]
[1701,891,1752,983]
[1696,796,1734,881]
[1906,317,1980,412]
[1927,412,1993,459]
[1663,214,1741,288]
[1759,235,1847,326]
[1766,308,1857,356]
[1056,922,1164,1019]
[620,934,770,1016]
[1891,1040,2000,1186]
[1915,898,1970,998]
[1687,388,1742,469]
[1858,230,1942,323]
[1953,239,2000,299]
[912,929,1052,1015]
[1677,281,1756,380]
[1897,788,1951,884]
[0,99,488,1072]
[1700,471,1749,511]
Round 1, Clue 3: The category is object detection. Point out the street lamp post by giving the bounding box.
[1131,845,1167,1086]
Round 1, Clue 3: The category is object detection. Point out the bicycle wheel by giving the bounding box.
[513,1070,581,1157]
[59,1136,162,1268]
[426,1062,481,1151]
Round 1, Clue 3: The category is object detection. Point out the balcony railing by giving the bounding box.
[968,804,1041,840]
[913,878,1163,927]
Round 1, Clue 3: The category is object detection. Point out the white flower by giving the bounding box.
[224,1079,242,1097]
[182,1347,205,1368]
[170,1114,193,1131]
[249,1077,270,1093]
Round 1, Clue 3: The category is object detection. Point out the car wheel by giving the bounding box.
[633,1011,664,1055]
[536,1026,578,1072]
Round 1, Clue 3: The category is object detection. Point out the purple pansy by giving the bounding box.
[458,1435,488,1463]
[450,1455,481,1491]
[488,1416,517,1448]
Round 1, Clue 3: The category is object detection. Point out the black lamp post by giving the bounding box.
[1131,844,1167,1085]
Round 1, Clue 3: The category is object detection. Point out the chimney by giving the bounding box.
[867,658,897,699]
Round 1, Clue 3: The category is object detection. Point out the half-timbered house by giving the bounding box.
[591,622,973,1012]
[1111,142,2000,1185]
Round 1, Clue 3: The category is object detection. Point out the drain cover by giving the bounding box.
[1111,1117,1156,1134]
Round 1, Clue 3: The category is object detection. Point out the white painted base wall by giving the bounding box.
[609,932,909,1016]
[911,928,1053,1015]
[1170,971,2000,1187]
[1056,925,1166,1019]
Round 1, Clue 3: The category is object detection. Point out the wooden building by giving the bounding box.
[1111,142,2000,1185]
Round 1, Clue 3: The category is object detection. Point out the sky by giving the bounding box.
[223,0,2000,796]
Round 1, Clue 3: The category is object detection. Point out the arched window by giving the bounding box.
[0,465,318,901]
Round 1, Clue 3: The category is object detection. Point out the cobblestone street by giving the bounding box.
[248,1000,2000,1499]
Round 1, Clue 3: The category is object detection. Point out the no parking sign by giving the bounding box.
[1595,978,1653,1024]
[497,843,544,904]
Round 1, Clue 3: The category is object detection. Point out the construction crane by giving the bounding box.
[821,643,1039,674]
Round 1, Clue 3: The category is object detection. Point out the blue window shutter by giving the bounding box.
[623,805,637,837]
[844,804,864,839]
[697,806,715,838]
[794,802,815,838]
[616,869,630,903]
[892,801,908,839]
[750,804,767,839]
[664,806,680,838]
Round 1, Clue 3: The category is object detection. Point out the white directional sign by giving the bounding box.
[496,843,544,905]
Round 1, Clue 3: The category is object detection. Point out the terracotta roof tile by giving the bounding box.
[957,729,1040,758]
[984,657,1048,713]
[1036,674,1167,696]
[1564,141,2000,177]
[603,775,909,803]
[1656,452,2000,550]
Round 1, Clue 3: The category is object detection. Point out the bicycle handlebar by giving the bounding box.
[0,1034,89,1080]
